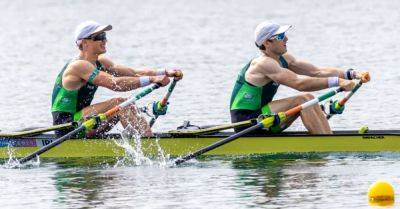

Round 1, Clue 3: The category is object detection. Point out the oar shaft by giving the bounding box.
[18,126,86,164]
[104,84,161,118]
[120,84,160,109]
[160,79,178,106]
[286,87,343,117]
[175,123,264,165]
[150,80,178,127]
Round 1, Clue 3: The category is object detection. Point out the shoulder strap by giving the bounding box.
[87,61,105,84]
[279,56,289,68]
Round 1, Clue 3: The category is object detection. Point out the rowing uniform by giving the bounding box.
[51,59,104,136]
[230,56,288,133]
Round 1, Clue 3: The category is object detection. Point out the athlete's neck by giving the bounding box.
[78,51,99,64]
[261,50,281,62]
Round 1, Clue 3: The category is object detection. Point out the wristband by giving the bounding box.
[328,77,339,88]
[139,76,151,87]
[345,68,355,80]
[156,68,167,76]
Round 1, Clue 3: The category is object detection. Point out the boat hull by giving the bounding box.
[0,130,399,158]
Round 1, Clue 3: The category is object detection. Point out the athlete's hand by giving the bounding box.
[339,79,356,91]
[354,71,370,83]
[151,75,170,87]
[166,68,183,80]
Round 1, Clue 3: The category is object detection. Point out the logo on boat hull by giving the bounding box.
[37,139,54,147]
[362,135,385,139]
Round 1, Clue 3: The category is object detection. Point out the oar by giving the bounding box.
[149,79,179,127]
[0,123,75,137]
[327,80,363,119]
[17,84,161,164]
[174,87,345,165]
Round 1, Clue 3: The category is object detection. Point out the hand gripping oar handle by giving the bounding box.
[174,87,344,165]
[337,80,363,107]
[327,80,363,119]
[149,79,179,127]
[17,84,161,165]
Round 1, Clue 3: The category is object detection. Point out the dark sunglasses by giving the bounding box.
[86,32,107,41]
[270,32,286,41]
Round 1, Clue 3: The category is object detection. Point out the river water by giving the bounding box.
[0,0,399,208]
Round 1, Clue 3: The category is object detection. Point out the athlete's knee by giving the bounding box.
[296,93,314,104]
[109,97,126,106]
[302,93,314,100]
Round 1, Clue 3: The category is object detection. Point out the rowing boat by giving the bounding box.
[0,130,399,159]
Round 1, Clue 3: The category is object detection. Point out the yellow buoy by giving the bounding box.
[358,126,369,134]
[368,180,395,206]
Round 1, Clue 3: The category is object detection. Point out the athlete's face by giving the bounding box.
[266,33,288,55]
[83,32,107,54]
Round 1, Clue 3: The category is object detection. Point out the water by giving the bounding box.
[0,0,399,208]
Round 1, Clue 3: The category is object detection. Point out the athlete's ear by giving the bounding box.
[255,42,266,50]
[80,39,89,50]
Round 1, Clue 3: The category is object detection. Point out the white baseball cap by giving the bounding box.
[254,21,292,47]
[74,20,112,46]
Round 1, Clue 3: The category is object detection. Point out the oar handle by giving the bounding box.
[150,80,179,127]
[337,80,363,107]
[285,87,344,118]
[160,79,178,106]
[326,81,363,119]
[105,84,160,119]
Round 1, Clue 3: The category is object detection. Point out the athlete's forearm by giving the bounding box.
[107,76,158,91]
[133,67,165,76]
[109,65,158,77]
[293,76,331,91]
[314,67,346,78]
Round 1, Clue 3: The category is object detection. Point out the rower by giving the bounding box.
[229,20,370,134]
[51,20,183,138]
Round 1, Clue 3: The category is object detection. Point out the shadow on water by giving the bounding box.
[52,168,109,207]
[228,154,326,201]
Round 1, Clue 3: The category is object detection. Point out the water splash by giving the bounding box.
[1,144,40,169]
[112,124,168,167]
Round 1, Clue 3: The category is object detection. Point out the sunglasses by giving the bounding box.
[271,32,286,41]
[86,32,107,41]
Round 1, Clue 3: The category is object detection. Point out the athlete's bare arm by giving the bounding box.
[98,56,182,79]
[283,53,345,78]
[283,53,370,82]
[255,57,355,91]
[63,60,170,91]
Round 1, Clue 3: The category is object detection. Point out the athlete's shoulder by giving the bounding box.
[252,55,280,72]
[65,59,96,75]
[98,55,114,69]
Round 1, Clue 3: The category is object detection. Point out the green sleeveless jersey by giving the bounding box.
[51,59,104,114]
[230,56,289,111]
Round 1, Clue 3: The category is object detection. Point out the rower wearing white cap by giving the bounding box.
[51,20,182,137]
[229,20,370,134]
